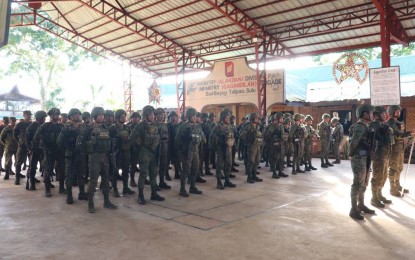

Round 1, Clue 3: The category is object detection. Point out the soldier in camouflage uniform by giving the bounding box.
[81,107,118,213]
[318,114,333,168]
[289,114,305,174]
[1,117,18,181]
[331,117,344,164]
[25,111,47,190]
[129,105,164,205]
[0,117,10,172]
[200,112,214,176]
[386,105,410,196]
[57,108,88,204]
[175,108,204,196]
[109,109,135,197]
[208,112,217,170]
[104,110,114,127]
[239,113,263,183]
[237,117,247,161]
[33,108,65,197]
[167,111,181,180]
[230,115,239,172]
[82,112,91,125]
[210,110,236,189]
[348,104,376,220]
[304,115,318,171]
[283,117,293,168]
[13,110,32,184]
[127,112,141,186]
[369,106,393,207]
[155,108,171,190]
[195,112,207,183]
[265,112,288,179]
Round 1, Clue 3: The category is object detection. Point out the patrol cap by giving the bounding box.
[155,108,165,115]
[23,110,32,116]
[48,108,61,116]
[91,107,105,119]
[249,113,258,121]
[186,108,197,119]
[219,110,231,121]
[142,105,155,118]
[168,111,177,119]
[273,112,284,121]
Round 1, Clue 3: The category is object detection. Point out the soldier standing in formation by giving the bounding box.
[331,117,344,164]
[283,116,293,167]
[127,112,141,187]
[0,117,9,173]
[25,111,47,190]
[13,111,32,185]
[200,113,213,176]
[82,107,118,213]
[303,115,318,171]
[239,113,263,183]
[265,112,288,179]
[175,108,204,197]
[318,114,333,168]
[167,111,181,180]
[209,110,236,190]
[369,106,393,208]
[386,105,410,196]
[129,105,164,205]
[57,108,88,204]
[1,117,18,181]
[155,108,171,190]
[33,108,65,197]
[289,114,305,174]
[208,113,217,170]
[195,112,207,183]
[348,104,375,220]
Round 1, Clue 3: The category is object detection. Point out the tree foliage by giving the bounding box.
[1,26,98,110]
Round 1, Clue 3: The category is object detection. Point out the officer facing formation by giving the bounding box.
[209,109,236,190]
[369,106,393,208]
[129,105,164,205]
[57,108,88,204]
[13,110,32,185]
[318,114,333,168]
[175,108,204,196]
[386,105,410,196]
[82,107,118,213]
[0,117,18,181]
[348,104,376,220]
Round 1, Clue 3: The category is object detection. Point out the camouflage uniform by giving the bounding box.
[239,113,263,183]
[0,117,9,172]
[13,111,32,185]
[167,111,181,179]
[0,117,17,181]
[33,108,65,197]
[331,117,344,164]
[348,104,375,220]
[210,110,236,189]
[289,114,305,174]
[155,108,171,190]
[200,113,214,176]
[264,112,287,178]
[127,112,141,187]
[208,113,217,169]
[283,117,293,167]
[318,114,333,168]
[57,108,88,204]
[237,117,247,160]
[82,107,117,213]
[129,105,164,205]
[25,111,47,190]
[304,115,318,171]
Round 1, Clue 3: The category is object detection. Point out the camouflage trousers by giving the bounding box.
[304,141,312,162]
[268,145,282,173]
[114,150,131,189]
[15,145,28,175]
[138,147,158,191]
[215,147,232,179]
[43,151,65,189]
[65,153,86,192]
[350,155,370,198]
[0,146,4,169]
[332,141,341,161]
[4,149,16,174]
[158,142,168,181]
[388,140,404,181]
[28,150,42,182]
[245,144,260,180]
[320,139,330,161]
[87,152,110,194]
[371,156,389,190]
[182,146,199,179]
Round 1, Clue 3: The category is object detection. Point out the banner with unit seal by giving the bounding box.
[185,58,285,111]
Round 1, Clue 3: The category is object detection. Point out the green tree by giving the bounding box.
[1,26,98,110]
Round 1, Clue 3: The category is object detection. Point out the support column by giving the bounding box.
[174,50,185,116]
[380,2,391,67]
[254,37,267,117]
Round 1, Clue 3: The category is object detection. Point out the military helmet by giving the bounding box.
[196,112,202,118]
[387,105,401,116]
[283,118,291,125]
[331,117,339,124]
[219,110,231,121]
[81,111,91,120]
[2,116,9,123]
[273,112,284,121]
[322,113,330,120]
[34,111,47,120]
[356,104,374,117]
[130,112,140,119]
[305,115,313,122]
[373,106,386,114]
[186,108,197,119]
[91,107,105,119]
[284,113,292,119]
[114,109,126,119]
[142,105,155,118]
[293,113,302,121]
[67,108,81,118]
[201,112,208,119]
[105,110,114,117]
[155,108,165,115]
[208,112,215,118]
[48,108,60,116]
[168,111,178,119]
[249,113,258,121]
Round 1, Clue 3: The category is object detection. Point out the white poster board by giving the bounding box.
[369,66,401,106]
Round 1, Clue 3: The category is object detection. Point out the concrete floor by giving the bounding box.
[1,159,415,260]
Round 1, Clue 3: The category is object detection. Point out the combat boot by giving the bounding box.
[320,158,328,168]
[78,185,88,200]
[205,170,213,176]
[349,196,364,220]
[389,180,403,197]
[189,176,203,194]
[296,164,305,173]
[325,159,334,167]
[130,177,138,187]
[396,180,409,194]
[66,190,74,205]
[150,187,165,201]
[103,191,118,209]
[216,176,225,190]
[29,180,36,191]
[59,180,66,194]
[272,171,280,179]
[15,176,20,185]
[291,165,297,175]
[229,173,236,178]
[195,176,206,183]
[3,171,9,180]
[179,176,189,196]
[112,187,120,197]
[138,189,146,205]
[123,187,135,195]
[254,176,263,182]
[159,181,172,189]
[45,183,52,197]
[224,175,236,188]
[370,189,384,208]
[357,195,375,214]
[309,161,317,170]
[376,189,392,204]
[88,192,96,213]
[278,171,288,177]
[304,162,310,172]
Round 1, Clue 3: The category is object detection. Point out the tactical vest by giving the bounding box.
[159,122,169,143]
[189,123,203,146]
[349,121,371,155]
[143,123,160,152]
[117,125,131,151]
[253,127,263,146]
[87,124,110,153]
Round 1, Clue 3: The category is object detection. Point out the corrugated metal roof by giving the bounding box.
[11,0,415,77]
